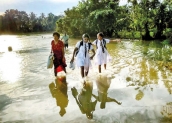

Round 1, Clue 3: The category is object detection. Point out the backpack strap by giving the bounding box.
[103,39,107,49]
[79,40,83,49]
[75,40,83,57]
[96,39,98,49]
[96,39,106,49]
[88,42,92,50]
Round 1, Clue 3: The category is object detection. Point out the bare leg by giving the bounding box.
[81,66,84,78]
[85,69,89,76]
[64,67,67,73]
[104,64,106,70]
[99,65,101,73]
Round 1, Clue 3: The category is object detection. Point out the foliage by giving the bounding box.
[0,9,63,33]
[56,0,172,40]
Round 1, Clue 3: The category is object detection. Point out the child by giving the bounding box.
[61,33,69,50]
[92,32,121,73]
[70,33,95,78]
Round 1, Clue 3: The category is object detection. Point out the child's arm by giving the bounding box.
[70,42,80,62]
[71,87,85,114]
[106,97,122,105]
[70,47,78,63]
[90,49,95,60]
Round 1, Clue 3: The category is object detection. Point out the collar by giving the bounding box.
[83,42,88,45]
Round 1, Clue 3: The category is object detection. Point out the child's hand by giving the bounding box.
[62,57,66,62]
[90,56,94,60]
[70,57,74,63]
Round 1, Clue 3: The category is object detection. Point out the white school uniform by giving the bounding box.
[92,39,111,65]
[75,41,93,71]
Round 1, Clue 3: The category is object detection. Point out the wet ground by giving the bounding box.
[0,34,172,123]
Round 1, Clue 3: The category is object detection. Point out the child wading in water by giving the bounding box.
[70,33,95,78]
[92,32,121,73]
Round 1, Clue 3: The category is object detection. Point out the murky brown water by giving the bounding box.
[0,34,172,123]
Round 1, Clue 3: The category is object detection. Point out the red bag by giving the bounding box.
[56,65,64,73]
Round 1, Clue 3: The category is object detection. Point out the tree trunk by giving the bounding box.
[106,29,113,37]
[154,22,166,40]
[142,22,153,40]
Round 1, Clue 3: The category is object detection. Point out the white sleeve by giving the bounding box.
[75,41,80,48]
[92,40,97,45]
[104,39,110,43]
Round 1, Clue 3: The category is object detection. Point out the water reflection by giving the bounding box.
[49,74,68,117]
[161,102,172,122]
[93,74,122,109]
[0,35,22,53]
[0,52,22,83]
[0,34,172,122]
[71,80,97,119]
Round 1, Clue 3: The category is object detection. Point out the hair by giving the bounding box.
[86,112,93,119]
[59,108,66,117]
[53,32,60,38]
[82,33,90,39]
[100,102,106,109]
[98,32,104,38]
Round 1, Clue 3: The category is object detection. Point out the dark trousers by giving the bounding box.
[53,58,67,76]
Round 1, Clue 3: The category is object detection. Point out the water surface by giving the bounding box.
[0,34,172,123]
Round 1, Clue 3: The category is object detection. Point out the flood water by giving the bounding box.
[0,34,172,123]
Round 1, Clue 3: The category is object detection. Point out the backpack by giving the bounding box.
[96,39,107,49]
[75,40,92,57]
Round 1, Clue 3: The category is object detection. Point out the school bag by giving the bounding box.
[95,39,107,49]
[75,40,92,57]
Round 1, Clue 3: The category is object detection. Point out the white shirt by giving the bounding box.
[75,41,93,57]
[92,39,110,52]
[61,35,69,44]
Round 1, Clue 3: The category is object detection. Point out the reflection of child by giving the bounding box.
[92,74,122,109]
[70,33,95,78]
[92,32,121,73]
[71,82,97,119]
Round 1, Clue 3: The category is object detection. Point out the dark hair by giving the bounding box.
[82,33,90,39]
[100,102,105,109]
[98,32,104,38]
[59,108,66,117]
[53,32,60,38]
[86,112,93,119]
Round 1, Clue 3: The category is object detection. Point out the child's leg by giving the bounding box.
[98,65,101,73]
[85,69,89,76]
[80,66,84,78]
[64,67,67,73]
[104,64,106,70]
